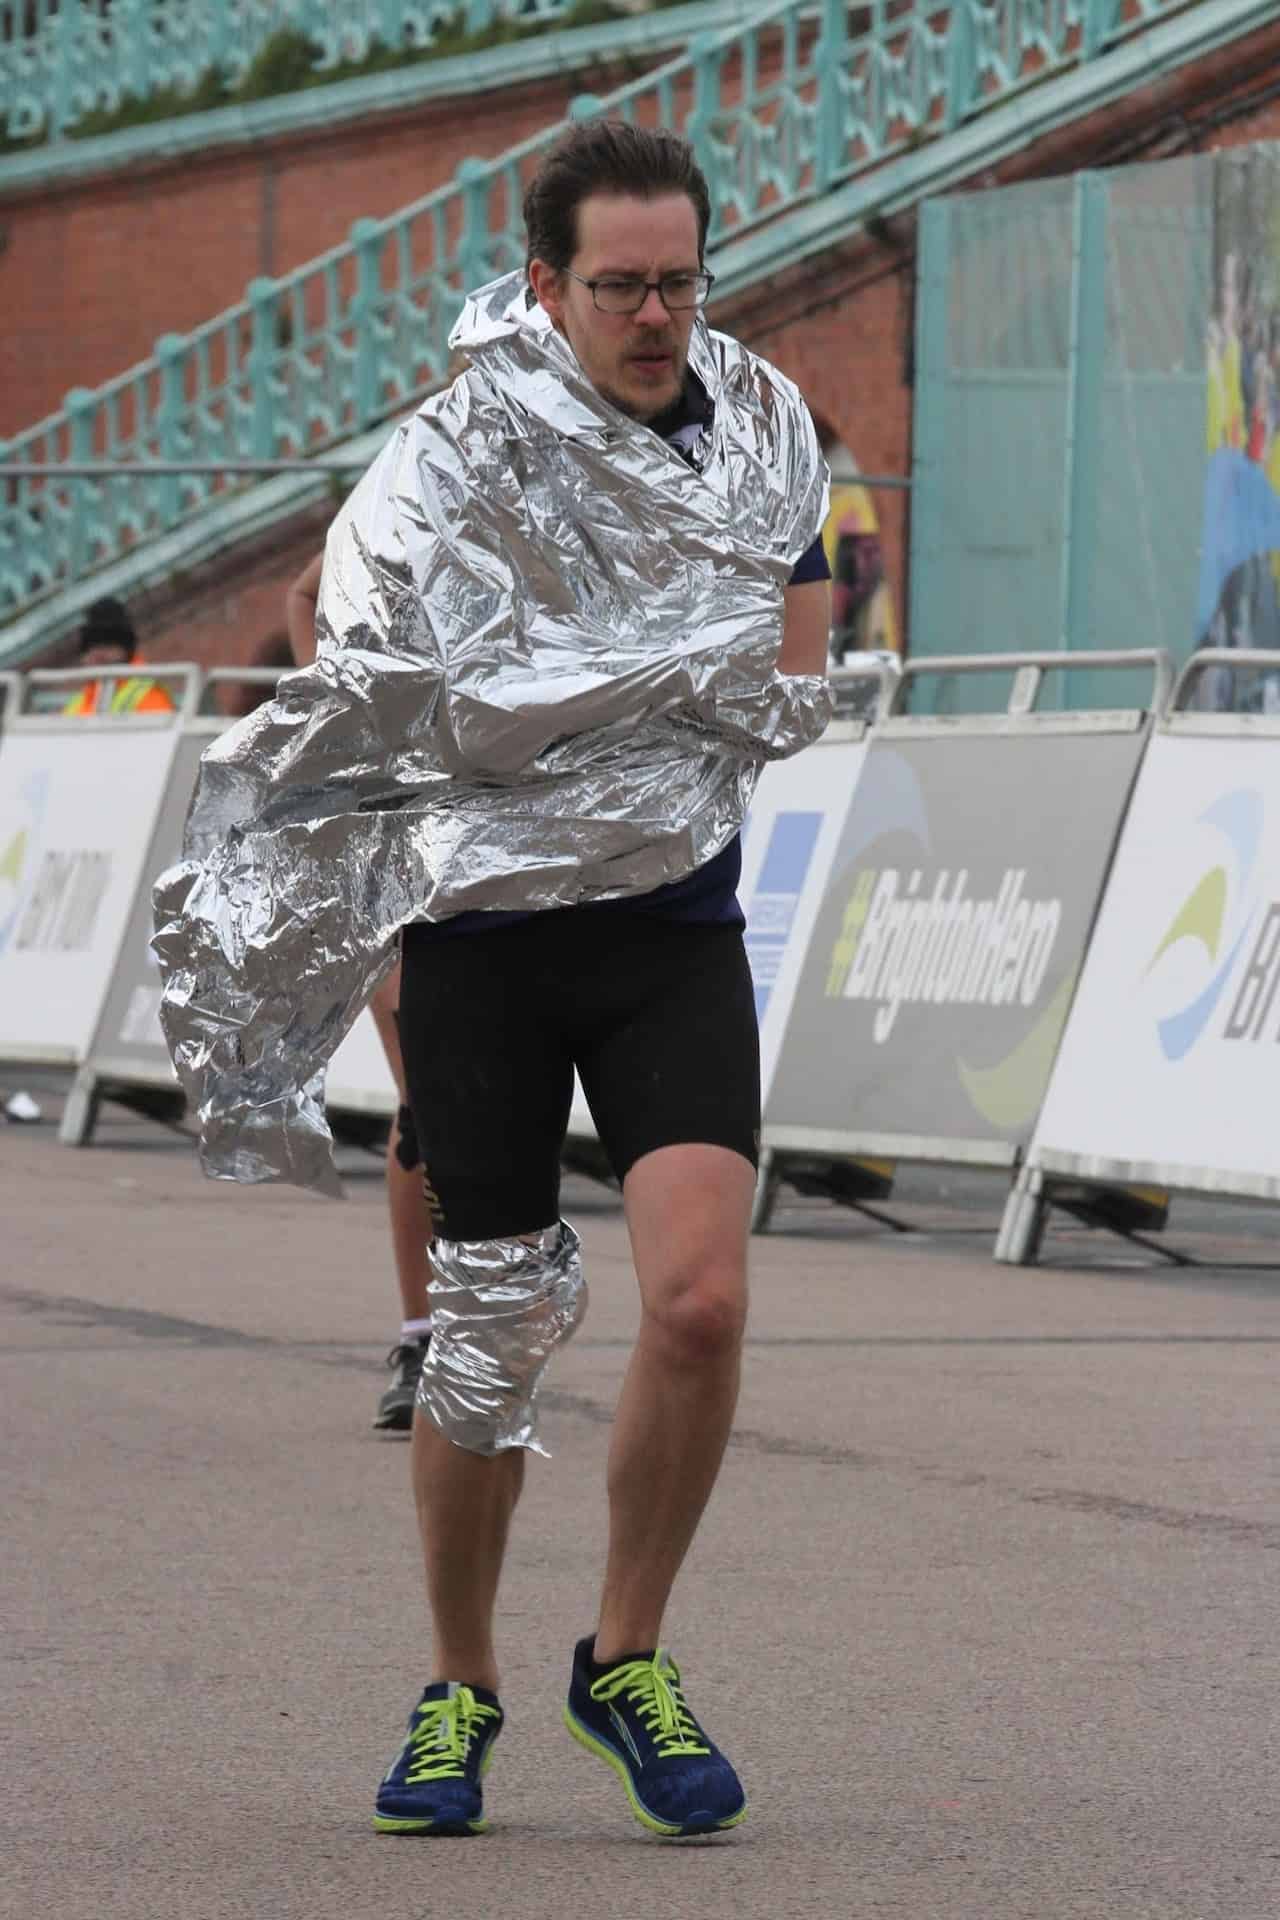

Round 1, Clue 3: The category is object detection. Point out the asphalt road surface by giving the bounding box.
[4,1082,1279,1919]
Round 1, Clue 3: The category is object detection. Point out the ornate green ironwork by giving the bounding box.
[0,0,1245,624]
[1,0,574,142]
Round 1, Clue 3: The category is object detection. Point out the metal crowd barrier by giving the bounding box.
[0,664,197,1072]
[883,648,1175,724]
[36,637,1271,1273]
[996,647,1280,1263]
[57,668,286,1143]
[753,649,1170,1228]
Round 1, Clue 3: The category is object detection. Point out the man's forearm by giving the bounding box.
[286,553,325,666]
[777,579,832,677]
[286,591,318,666]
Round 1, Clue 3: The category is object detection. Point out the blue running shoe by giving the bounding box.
[563,1637,747,1837]
[374,1681,503,1835]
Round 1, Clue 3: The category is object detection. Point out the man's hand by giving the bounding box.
[778,579,832,677]
[285,553,325,666]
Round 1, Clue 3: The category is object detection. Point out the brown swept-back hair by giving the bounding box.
[523,120,712,274]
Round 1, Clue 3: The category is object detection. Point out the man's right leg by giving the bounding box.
[412,1426,523,1694]
[373,921,577,1833]
[407,1216,584,1686]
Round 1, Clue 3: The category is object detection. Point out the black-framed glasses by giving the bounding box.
[564,268,715,314]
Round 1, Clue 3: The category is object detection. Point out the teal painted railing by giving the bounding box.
[1,0,575,142]
[0,0,1200,623]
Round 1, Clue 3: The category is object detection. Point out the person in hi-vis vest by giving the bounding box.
[62,597,174,716]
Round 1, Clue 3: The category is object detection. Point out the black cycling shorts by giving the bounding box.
[398,913,761,1242]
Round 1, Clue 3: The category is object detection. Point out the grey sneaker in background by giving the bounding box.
[373,1338,430,1432]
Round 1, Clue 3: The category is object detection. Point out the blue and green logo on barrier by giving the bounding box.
[821,750,1069,1130]
[1143,789,1261,1061]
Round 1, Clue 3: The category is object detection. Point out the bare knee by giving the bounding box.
[644,1262,747,1368]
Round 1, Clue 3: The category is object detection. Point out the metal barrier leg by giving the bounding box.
[559,1133,619,1193]
[750,1151,781,1235]
[58,1067,102,1148]
[995,1166,1049,1266]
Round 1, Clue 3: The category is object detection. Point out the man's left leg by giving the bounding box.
[367,964,436,1432]
[596,1142,752,1661]
[563,1143,753,1836]
[561,919,759,1836]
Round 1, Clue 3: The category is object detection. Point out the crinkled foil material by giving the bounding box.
[153,271,832,1193]
[416,1219,586,1455]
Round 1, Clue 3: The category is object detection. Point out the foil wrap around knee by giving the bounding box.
[415,1219,586,1456]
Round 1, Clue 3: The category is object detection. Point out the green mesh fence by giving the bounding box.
[910,157,1217,712]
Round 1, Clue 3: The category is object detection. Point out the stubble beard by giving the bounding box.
[606,336,689,423]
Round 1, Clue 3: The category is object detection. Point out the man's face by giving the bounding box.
[80,641,131,669]
[530,192,702,422]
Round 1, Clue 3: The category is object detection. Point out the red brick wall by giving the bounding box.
[1197,89,1280,152]
[137,508,331,680]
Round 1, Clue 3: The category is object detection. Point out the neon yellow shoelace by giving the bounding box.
[589,1652,710,1759]
[404,1687,499,1784]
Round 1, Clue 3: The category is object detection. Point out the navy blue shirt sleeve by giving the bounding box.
[787,535,832,585]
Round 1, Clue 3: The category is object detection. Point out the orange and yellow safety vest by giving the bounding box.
[62,662,175,717]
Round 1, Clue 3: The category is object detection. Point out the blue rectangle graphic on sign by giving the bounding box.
[744,810,823,1020]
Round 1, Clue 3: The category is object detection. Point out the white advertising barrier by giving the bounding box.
[325,1002,399,1115]
[744,723,874,1098]
[0,666,197,1068]
[997,649,1280,1263]
[764,650,1171,1181]
[61,725,211,1132]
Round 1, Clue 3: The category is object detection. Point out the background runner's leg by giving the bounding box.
[368,964,433,1328]
[367,963,436,1431]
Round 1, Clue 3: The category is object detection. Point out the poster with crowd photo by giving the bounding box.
[1198,146,1280,706]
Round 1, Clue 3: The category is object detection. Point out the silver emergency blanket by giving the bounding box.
[153,270,831,1195]
[417,1220,585,1455]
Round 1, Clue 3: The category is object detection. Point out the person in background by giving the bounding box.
[818,438,898,663]
[63,597,175,716]
[285,553,435,1430]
